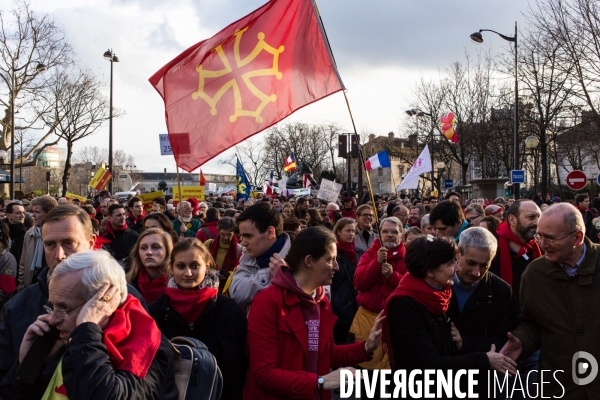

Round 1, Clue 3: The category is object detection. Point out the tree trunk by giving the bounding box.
[62,144,73,197]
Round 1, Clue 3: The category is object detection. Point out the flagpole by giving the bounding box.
[175,165,182,203]
[313,1,382,234]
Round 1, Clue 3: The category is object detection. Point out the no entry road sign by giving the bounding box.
[566,170,587,191]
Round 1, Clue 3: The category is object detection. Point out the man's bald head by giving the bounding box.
[540,203,585,234]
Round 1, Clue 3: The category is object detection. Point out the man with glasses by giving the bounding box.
[355,204,378,255]
[464,204,485,228]
[0,205,147,397]
[4,202,26,265]
[501,203,600,398]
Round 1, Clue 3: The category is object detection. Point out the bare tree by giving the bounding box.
[39,68,110,196]
[0,1,73,167]
[73,145,108,166]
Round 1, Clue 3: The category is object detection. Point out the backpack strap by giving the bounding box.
[200,227,214,240]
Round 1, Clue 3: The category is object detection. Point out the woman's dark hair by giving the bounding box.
[404,235,457,279]
[283,217,302,232]
[0,224,9,250]
[285,226,336,273]
[480,216,501,241]
[306,208,322,227]
[402,226,423,242]
[143,212,178,243]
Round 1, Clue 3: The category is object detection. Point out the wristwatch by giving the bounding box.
[317,376,324,391]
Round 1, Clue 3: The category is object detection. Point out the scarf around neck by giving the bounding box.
[256,234,286,269]
[336,239,356,265]
[137,266,167,304]
[496,221,541,286]
[103,221,128,238]
[165,271,220,324]
[128,210,147,224]
[30,226,44,272]
[382,272,452,365]
[209,233,239,271]
[271,265,325,374]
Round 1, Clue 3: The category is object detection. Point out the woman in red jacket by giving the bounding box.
[350,217,406,371]
[244,226,384,400]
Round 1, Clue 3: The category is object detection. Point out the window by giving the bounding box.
[378,182,383,192]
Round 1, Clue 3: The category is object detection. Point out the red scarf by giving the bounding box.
[102,221,128,239]
[382,273,451,365]
[271,265,324,375]
[137,267,167,304]
[165,287,218,325]
[496,221,542,286]
[93,235,111,250]
[128,210,147,224]
[209,234,239,272]
[103,294,162,378]
[336,240,356,265]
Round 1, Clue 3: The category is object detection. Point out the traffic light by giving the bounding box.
[338,135,348,158]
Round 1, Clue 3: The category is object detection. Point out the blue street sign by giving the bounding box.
[444,179,453,188]
[597,175,600,186]
[511,170,525,184]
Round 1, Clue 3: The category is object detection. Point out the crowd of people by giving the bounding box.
[0,187,597,399]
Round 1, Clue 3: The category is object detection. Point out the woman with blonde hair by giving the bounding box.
[126,228,173,304]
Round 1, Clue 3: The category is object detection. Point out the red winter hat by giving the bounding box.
[187,197,199,212]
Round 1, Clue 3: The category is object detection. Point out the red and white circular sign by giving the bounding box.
[566,170,587,191]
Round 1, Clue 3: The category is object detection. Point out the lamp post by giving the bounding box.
[104,49,119,194]
[9,61,47,199]
[471,22,519,199]
[406,109,434,192]
[525,135,539,193]
[436,161,446,196]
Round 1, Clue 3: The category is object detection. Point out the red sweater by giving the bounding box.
[353,239,406,313]
[244,284,370,400]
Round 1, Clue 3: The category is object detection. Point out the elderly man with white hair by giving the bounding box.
[17,250,177,398]
[171,200,201,238]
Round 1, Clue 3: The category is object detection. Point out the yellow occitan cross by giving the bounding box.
[192,27,285,123]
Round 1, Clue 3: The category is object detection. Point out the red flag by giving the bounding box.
[149,0,343,172]
[199,169,206,186]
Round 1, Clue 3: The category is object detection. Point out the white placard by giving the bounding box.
[159,134,173,155]
[318,179,343,202]
[294,188,311,196]
[208,183,216,192]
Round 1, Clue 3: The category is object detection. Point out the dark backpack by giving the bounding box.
[170,336,223,400]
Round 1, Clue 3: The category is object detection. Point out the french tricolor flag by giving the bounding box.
[364,150,391,170]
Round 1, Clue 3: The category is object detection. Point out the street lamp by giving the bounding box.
[406,109,435,192]
[9,61,47,199]
[104,49,119,194]
[436,161,446,195]
[471,22,519,198]
[525,135,539,193]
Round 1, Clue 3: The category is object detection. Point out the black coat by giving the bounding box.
[6,223,26,268]
[102,228,139,269]
[0,268,148,399]
[447,272,519,354]
[149,293,247,400]
[388,296,490,399]
[126,217,145,234]
[331,252,358,325]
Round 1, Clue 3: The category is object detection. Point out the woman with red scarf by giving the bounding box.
[244,226,383,400]
[149,238,247,400]
[126,228,172,304]
[382,236,516,398]
[331,218,359,345]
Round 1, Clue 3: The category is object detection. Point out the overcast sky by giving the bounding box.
[26,0,527,175]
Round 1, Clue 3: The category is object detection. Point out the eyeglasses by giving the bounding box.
[341,228,355,234]
[44,301,86,321]
[466,215,482,223]
[533,230,578,245]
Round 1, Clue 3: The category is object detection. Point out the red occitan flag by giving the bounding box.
[149,0,344,172]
